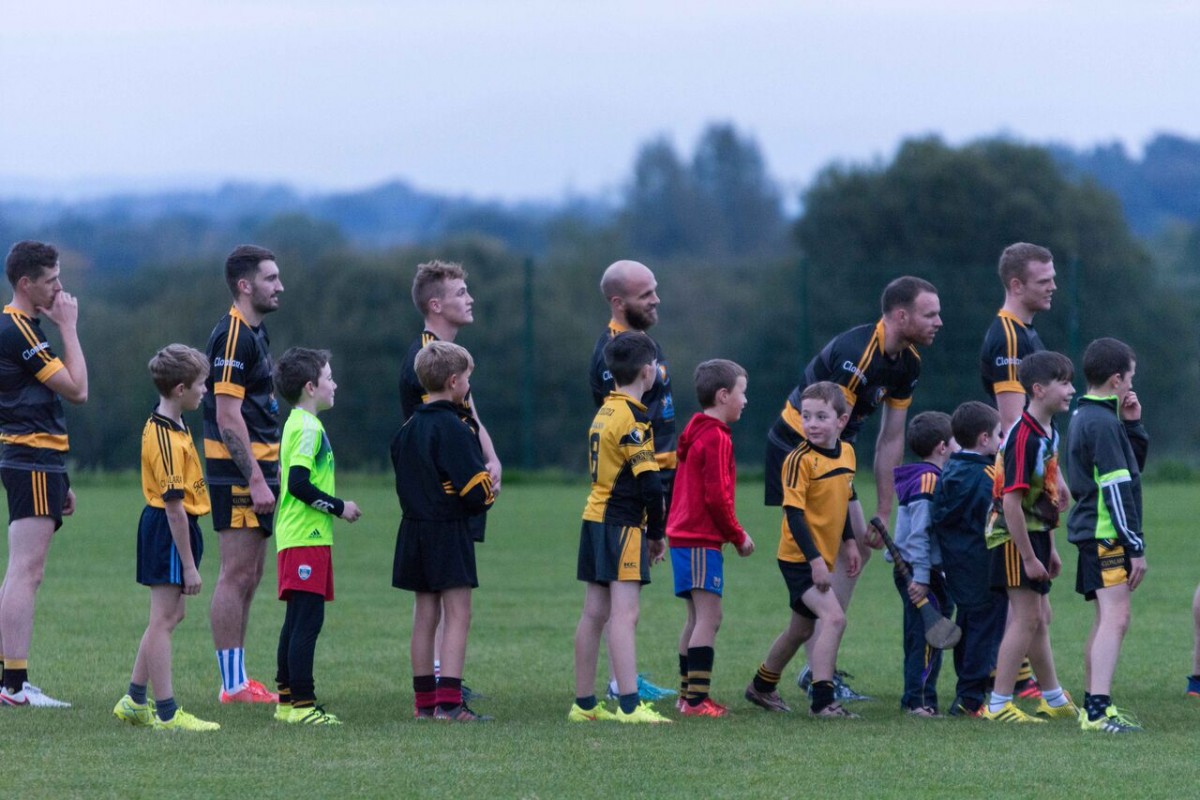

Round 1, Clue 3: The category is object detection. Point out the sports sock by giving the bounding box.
[217,648,247,693]
[686,646,714,705]
[1041,686,1067,707]
[1085,693,1111,721]
[3,658,28,693]
[678,652,688,696]
[413,674,436,713]
[988,692,1013,714]
[753,663,781,693]
[608,678,620,696]
[1016,658,1034,683]
[277,686,292,706]
[618,692,639,714]
[436,676,463,710]
[810,680,835,712]
[575,695,597,711]
[156,696,178,722]
[129,682,148,705]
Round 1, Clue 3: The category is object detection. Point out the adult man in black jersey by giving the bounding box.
[0,241,87,708]
[765,276,941,697]
[203,245,284,704]
[980,242,1055,435]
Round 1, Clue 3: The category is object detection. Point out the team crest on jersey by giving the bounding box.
[872,386,888,405]
[628,428,645,444]
[298,564,312,580]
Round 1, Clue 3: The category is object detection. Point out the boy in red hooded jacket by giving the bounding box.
[667,359,755,717]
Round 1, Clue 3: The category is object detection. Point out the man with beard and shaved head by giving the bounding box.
[203,244,284,705]
[589,259,677,703]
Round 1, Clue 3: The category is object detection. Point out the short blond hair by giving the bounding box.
[149,344,209,396]
[411,260,466,316]
[415,340,474,393]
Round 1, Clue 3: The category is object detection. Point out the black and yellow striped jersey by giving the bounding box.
[979,310,1045,398]
[589,321,676,470]
[398,329,476,424]
[390,400,495,521]
[582,391,662,528]
[779,320,920,444]
[0,305,69,472]
[201,306,280,486]
[777,438,856,567]
[141,410,210,517]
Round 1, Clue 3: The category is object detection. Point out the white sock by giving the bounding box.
[988,692,1013,713]
[1041,686,1067,707]
[217,648,247,693]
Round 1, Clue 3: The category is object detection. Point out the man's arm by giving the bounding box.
[39,291,88,404]
[995,391,1025,438]
[469,401,502,494]
[873,404,907,521]
[215,394,275,514]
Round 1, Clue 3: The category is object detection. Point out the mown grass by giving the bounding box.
[2,478,1197,799]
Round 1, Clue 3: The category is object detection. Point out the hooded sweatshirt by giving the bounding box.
[885,461,942,585]
[666,412,747,550]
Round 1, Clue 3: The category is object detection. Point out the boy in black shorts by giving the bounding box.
[746,381,862,718]
[1067,338,1148,733]
[113,345,219,731]
[391,341,496,722]
[570,332,669,724]
[982,351,1078,724]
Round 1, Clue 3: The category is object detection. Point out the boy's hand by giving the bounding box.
[62,488,76,516]
[1048,548,1062,579]
[865,516,886,550]
[841,539,862,578]
[810,558,832,592]
[341,501,362,522]
[1127,555,1147,590]
[182,566,202,596]
[648,538,666,564]
[907,581,928,604]
[736,534,755,557]
[1023,554,1050,582]
[1121,391,1141,421]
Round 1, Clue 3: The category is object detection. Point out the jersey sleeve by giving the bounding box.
[588,336,612,407]
[211,322,259,399]
[286,417,320,472]
[440,420,495,513]
[4,317,64,384]
[885,350,921,408]
[1092,421,1145,554]
[619,417,659,477]
[145,425,187,502]
[780,447,811,512]
[1001,425,1036,494]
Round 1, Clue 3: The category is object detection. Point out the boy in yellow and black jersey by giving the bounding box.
[570,332,669,724]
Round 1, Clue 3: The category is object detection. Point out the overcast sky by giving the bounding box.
[3,1,1197,201]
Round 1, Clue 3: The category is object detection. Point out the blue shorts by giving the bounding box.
[136,506,204,586]
[670,546,724,598]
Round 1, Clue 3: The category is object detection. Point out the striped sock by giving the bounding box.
[686,646,714,705]
[1041,685,1066,707]
[988,692,1013,714]
[217,648,247,693]
[753,663,781,693]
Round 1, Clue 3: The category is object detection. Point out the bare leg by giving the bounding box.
[210,529,267,650]
[0,517,56,662]
[993,588,1045,696]
[763,612,815,675]
[133,585,187,700]
[1086,585,1131,697]
[437,587,472,679]
[1192,584,1200,676]
[411,592,441,676]
[1023,594,1061,692]
[801,587,848,683]
[606,581,643,697]
[804,503,868,666]
[574,583,611,698]
[688,591,722,648]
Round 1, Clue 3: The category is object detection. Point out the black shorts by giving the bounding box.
[576,520,650,585]
[989,531,1052,595]
[136,506,204,586]
[209,483,276,535]
[392,518,477,593]
[1,467,69,529]
[778,559,820,620]
[1075,539,1130,601]
[763,421,802,506]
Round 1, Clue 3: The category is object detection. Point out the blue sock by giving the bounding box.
[618,692,639,714]
[156,696,178,722]
[217,648,246,692]
[129,682,148,705]
[576,695,597,711]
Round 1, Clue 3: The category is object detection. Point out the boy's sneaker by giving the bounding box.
[153,708,220,731]
[947,699,983,718]
[607,674,677,702]
[1187,675,1200,697]
[461,683,486,703]
[796,664,814,692]
[905,705,941,718]
[567,702,616,722]
[1035,693,1080,720]
[413,706,436,720]
[288,705,343,725]
[1014,676,1042,699]
[1080,705,1142,734]
[676,697,687,713]
[981,702,1047,724]
[113,694,154,726]
[435,703,492,722]
[614,701,672,724]
[0,682,70,708]
[680,698,728,718]
[274,703,293,722]
[810,702,860,718]
[833,671,872,702]
[744,683,792,713]
[220,679,279,704]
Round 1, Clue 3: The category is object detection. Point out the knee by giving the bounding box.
[823,608,847,633]
[610,605,640,629]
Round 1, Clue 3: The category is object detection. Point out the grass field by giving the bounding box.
[2,476,1198,799]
